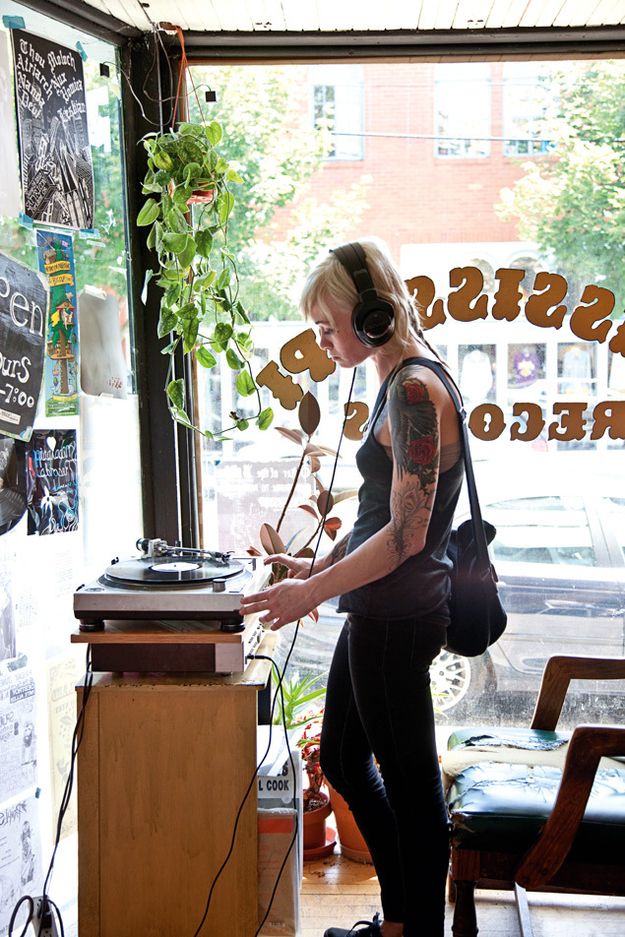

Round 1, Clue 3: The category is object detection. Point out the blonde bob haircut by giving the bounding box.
[300,237,425,352]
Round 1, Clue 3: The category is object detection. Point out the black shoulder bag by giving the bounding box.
[400,358,508,657]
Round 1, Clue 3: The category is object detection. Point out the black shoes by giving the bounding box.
[323,912,383,937]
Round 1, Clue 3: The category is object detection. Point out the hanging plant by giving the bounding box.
[138,120,273,440]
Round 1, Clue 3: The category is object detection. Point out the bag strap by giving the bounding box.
[389,357,492,576]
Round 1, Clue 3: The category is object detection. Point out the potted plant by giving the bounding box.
[138,120,272,441]
[296,711,335,858]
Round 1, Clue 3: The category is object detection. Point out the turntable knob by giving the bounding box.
[213,580,226,592]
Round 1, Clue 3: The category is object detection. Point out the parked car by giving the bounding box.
[279,452,625,720]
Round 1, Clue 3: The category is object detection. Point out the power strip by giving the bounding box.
[31,898,58,937]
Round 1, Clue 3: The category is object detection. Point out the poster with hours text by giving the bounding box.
[11,29,94,229]
[0,251,47,441]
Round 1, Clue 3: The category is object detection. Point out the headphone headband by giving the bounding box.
[330,242,395,347]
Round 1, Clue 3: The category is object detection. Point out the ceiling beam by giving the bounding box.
[15,0,142,45]
[181,25,625,60]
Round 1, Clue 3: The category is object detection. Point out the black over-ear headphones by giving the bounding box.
[330,242,395,347]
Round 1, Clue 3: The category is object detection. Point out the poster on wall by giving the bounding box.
[0,795,42,933]
[36,230,79,415]
[0,31,22,218]
[11,29,94,229]
[0,251,47,441]
[0,666,37,803]
[26,429,78,536]
[0,437,27,537]
[47,654,81,838]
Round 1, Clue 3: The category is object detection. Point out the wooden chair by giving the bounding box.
[444,655,625,937]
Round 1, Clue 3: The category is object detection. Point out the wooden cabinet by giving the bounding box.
[76,655,271,937]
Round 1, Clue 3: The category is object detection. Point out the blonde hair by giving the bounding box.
[300,237,427,352]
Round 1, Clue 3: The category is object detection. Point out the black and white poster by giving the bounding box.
[26,429,78,535]
[0,251,47,441]
[11,30,94,229]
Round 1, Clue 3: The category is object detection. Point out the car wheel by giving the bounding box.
[430,650,495,713]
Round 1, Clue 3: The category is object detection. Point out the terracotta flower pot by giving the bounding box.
[328,784,372,864]
[303,790,331,850]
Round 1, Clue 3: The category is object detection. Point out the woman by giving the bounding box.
[241,239,463,937]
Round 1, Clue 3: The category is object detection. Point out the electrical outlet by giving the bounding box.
[31,898,58,937]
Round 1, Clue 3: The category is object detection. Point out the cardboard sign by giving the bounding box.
[0,250,47,441]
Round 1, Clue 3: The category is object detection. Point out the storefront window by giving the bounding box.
[190,57,625,731]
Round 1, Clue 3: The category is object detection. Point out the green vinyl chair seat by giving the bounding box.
[448,761,625,862]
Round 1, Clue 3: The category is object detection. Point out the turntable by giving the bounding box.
[72,538,271,674]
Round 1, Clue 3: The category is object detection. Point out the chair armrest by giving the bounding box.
[516,723,625,888]
[531,655,625,731]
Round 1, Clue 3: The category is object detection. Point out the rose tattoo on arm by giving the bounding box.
[386,372,440,562]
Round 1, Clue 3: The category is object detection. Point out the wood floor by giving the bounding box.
[299,853,625,937]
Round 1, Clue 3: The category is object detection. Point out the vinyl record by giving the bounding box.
[103,555,244,587]
[0,437,27,535]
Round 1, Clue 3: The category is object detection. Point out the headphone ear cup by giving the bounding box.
[352,297,395,347]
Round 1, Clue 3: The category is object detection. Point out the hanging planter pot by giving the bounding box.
[187,188,215,206]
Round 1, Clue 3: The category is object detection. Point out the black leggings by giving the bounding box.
[320,612,449,937]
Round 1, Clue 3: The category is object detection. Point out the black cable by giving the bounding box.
[252,654,300,937]
[189,644,295,937]
[190,370,359,934]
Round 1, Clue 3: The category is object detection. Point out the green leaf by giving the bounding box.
[236,419,250,431]
[162,232,188,253]
[167,378,185,410]
[214,322,233,344]
[152,151,173,171]
[217,191,235,225]
[137,198,161,226]
[196,346,217,368]
[141,269,156,304]
[183,317,199,353]
[226,347,243,369]
[157,305,177,337]
[205,121,223,145]
[165,206,188,233]
[178,301,197,320]
[215,267,231,290]
[172,405,193,428]
[195,230,214,258]
[235,369,256,396]
[183,162,202,185]
[257,407,274,431]
[234,301,250,324]
[226,168,244,184]
[177,235,197,269]
[160,337,180,355]
[173,185,192,210]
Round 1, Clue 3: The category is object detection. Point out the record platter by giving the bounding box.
[72,538,270,674]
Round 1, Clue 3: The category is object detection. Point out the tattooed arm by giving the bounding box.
[241,365,446,627]
[386,368,439,563]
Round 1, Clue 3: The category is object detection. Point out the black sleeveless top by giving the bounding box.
[338,357,464,620]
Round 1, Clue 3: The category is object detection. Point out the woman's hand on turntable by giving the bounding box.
[263,553,316,580]
[240,577,319,630]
